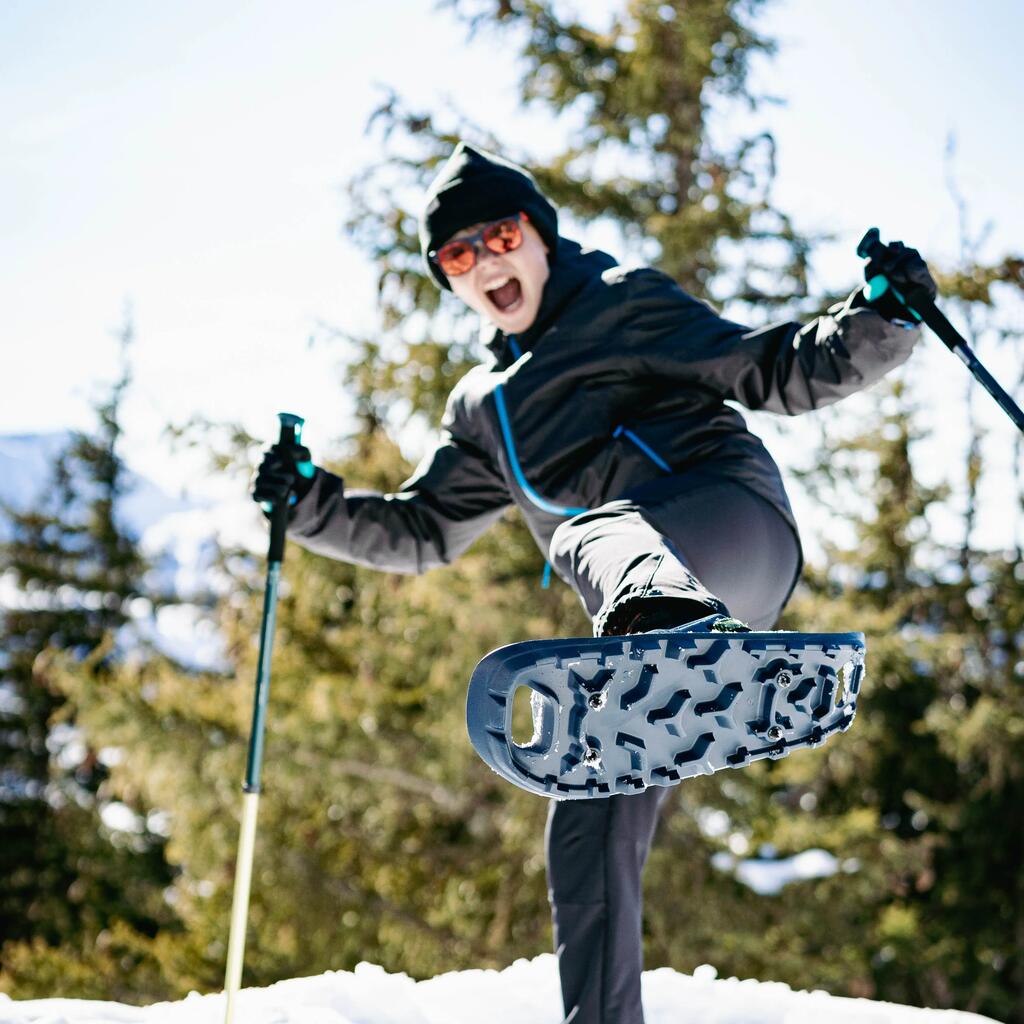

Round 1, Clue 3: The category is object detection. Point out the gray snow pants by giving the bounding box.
[544,472,802,1024]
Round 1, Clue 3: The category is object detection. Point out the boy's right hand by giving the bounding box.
[861,240,936,323]
[251,442,317,510]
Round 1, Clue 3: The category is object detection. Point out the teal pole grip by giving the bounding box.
[259,411,314,515]
[855,226,883,260]
[277,411,304,446]
[277,412,314,477]
[863,274,889,302]
[266,412,309,562]
[856,227,923,321]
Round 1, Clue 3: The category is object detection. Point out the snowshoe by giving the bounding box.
[466,614,865,799]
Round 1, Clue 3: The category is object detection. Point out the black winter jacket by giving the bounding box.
[288,239,919,573]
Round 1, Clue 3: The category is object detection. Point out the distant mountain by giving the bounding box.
[0,431,259,670]
[0,431,197,540]
[0,432,72,517]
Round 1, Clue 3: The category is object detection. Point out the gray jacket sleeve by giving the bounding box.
[625,268,921,414]
[286,393,512,574]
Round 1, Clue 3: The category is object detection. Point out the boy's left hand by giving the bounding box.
[862,240,937,323]
[252,442,316,511]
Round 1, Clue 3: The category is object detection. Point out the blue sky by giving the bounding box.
[1,0,1021,551]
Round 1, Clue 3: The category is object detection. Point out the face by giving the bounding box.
[445,216,550,335]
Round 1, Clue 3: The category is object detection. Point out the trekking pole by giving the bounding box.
[858,227,1024,436]
[223,412,311,1024]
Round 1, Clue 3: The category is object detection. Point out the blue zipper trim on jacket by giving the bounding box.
[500,337,671,585]
[493,383,589,517]
[504,336,558,588]
[613,424,672,473]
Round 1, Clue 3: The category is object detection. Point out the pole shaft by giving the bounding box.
[244,562,282,790]
[223,790,261,1024]
[952,342,1024,434]
[909,288,1024,434]
[221,411,303,1023]
[222,560,283,1023]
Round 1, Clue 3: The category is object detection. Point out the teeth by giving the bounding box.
[485,275,513,291]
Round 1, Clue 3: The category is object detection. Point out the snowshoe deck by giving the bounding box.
[466,618,865,799]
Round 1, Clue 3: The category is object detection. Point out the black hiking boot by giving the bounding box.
[601,596,751,638]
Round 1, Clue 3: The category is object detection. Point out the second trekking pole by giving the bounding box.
[858,227,1024,436]
[223,411,311,1024]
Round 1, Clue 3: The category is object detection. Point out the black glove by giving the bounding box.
[861,240,937,323]
[251,442,317,512]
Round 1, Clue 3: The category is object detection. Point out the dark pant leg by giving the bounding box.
[546,785,669,1024]
[543,477,803,1024]
[636,480,802,628]
[548,477,802,632]
[548,498,727,636]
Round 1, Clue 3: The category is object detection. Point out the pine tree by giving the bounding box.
[675,150,1023,1013]
[730,377,1024,1021]
[83,0,913,994]
[330,0,840,984]
[0,319,178,1002]
[709,148,1024,1018]
[29,2,801,988]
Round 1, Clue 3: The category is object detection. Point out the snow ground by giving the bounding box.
[0,954,1000,1024]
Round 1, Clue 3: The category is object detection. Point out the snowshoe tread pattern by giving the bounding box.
[466,626,865,799]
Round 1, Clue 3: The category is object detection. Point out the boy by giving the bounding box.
[254,142,935,1024]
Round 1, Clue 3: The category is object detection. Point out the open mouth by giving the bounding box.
[485,275,523,315]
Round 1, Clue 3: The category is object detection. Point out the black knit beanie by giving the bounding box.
[419,141,559,290]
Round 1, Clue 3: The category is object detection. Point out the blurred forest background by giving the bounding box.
[2,1,1023,1021]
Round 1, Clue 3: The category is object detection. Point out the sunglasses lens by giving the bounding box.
[483,218,522,254]
[437,241,475,277]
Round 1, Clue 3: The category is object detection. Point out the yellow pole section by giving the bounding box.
[223,790,261,1024]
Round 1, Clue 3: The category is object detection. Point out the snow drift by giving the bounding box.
[0,953,999,1024]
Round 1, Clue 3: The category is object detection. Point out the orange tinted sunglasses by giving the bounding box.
[430,212,527,277]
